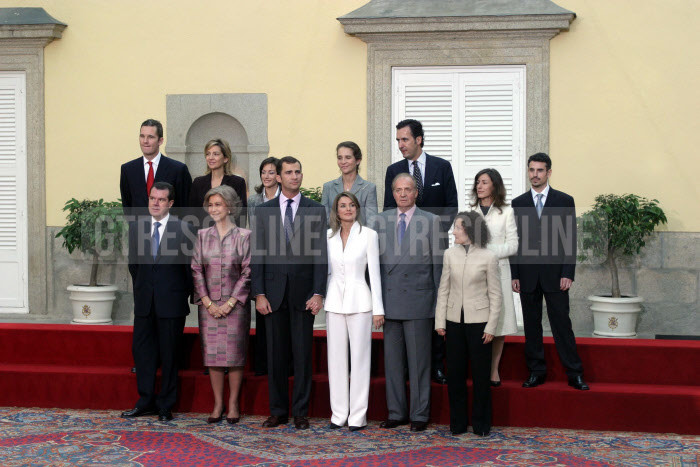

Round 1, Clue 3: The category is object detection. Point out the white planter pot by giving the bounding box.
[67,285,118,325]
[588,295,644,337]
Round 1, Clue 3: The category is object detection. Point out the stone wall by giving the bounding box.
[13,229,699,338]
[568,232,699,337]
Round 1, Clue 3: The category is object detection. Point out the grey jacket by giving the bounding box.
[371,207,443,320]
[321,175,378,226]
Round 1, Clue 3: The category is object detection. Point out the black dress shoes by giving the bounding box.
[473,429,490,437]
[329,422,342,429]
[121,407,157,418]
[262,415,288,427]
[522,374,546,388]
[380,419,409,429]
[348,425,366,432]
[294,416,310,430]
[410,421,428,432]
[432,369,448,385]
[568,375,590,390]
[451,428,467,435]
[158,410,173,422]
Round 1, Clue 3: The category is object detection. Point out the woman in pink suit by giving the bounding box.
[192,185,251,424]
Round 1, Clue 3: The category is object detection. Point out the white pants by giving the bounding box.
[326,311,372,427]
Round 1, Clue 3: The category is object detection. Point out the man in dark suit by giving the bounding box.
[373,173,443,432]
[121,182,195,421]
[251,156,328,430]
[383,119,457,385]
[510,153,589,391]
[120,119,192,217]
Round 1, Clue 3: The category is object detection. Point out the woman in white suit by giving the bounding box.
[325,191,384,432]
[469,168,519,386]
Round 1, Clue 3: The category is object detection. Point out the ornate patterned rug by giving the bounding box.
[0,407,697,466]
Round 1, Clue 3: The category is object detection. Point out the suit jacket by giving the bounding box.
[324,222,384,316]
[372,207,443,320]
[510,187,577,293]
[247,186,280,227]
[250,195,328,311]
[188,173,248,228]
[321,175,378,225]
[383,154,458,233]
[120,155,192,214]
[128,216,195,318]
[434,245,502,335]
[191,225,251,305]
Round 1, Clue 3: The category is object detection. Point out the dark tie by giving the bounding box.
[146,161,154,196]
[284,198,294,243]
[412,161,424,202]
[152,221,161,260]
[398,213,406,246]
[536,193,544,219]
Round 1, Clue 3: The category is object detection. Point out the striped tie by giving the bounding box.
[412,161,424,202]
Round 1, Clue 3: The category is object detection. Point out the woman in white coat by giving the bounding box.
[325,191,384,432]
[469,168,519,386]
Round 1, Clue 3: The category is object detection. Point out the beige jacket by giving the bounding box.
[434,244,502,335]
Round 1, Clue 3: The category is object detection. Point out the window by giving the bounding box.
[393,66,526,208]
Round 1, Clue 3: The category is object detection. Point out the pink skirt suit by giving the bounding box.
[192,226,252,367]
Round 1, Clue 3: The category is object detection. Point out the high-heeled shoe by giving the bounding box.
[226,416,240,424]
[490,380,501,387]
[207,407,226,424]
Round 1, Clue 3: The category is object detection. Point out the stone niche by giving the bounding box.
[165,94,270,193]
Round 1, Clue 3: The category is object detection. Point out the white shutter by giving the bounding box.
[461,69,525,205]
[394,72,456,162]
[0,72,27,312]
[393,66,525,210]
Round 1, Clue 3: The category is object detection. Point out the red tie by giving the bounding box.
[146,161,154,196]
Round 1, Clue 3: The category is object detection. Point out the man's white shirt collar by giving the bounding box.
[531,183,550,203]
[151,213,169,234]
[143,152,162,169]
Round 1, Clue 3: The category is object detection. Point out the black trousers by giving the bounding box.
[132,305,186,411]
[521,283,583,377]
[265,286,315,417]
[431,326,446,373]
[253,309,267,374]
[445,321,492,434]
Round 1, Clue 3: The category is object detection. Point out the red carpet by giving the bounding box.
[1,323,698,434]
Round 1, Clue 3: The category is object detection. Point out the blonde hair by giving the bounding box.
[204,139,234,175]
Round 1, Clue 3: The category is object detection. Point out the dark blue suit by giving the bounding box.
[128,216,194,411]
[383,153,458,234]
[120,155,192,216]
[510,187,583,378]
[250,196,328,417]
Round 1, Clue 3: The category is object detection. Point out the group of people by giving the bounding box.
[118,117,588,437]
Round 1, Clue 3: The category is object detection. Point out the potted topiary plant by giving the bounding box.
[578,194,667,337]
[55,198,127,324]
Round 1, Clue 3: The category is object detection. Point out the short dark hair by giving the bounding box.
[396,119,424,147]
[277,156,302,173]
[528,152,551,171]
[255,156,280,194]
[455,211,490,248]
[151,181,175,201]
[141,119,163,139]
[469,168,508,211]
[336,141,363,173]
